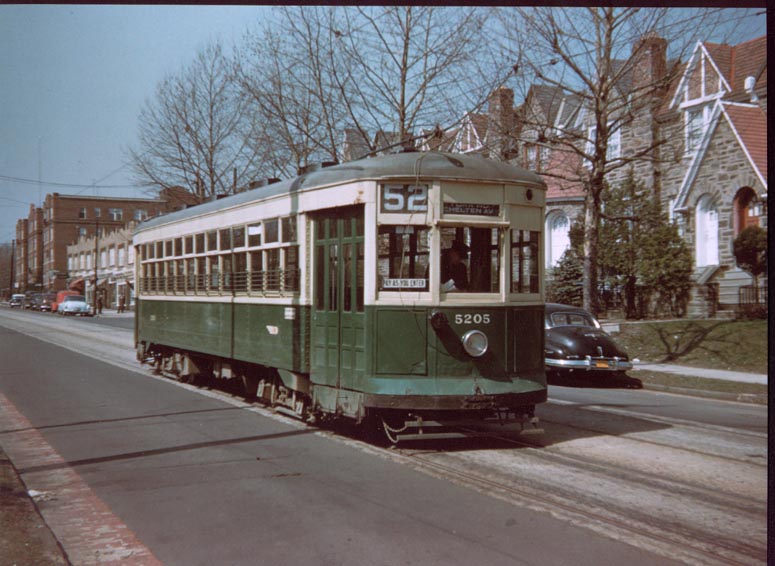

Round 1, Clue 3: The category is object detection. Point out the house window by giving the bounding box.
[733,187,761,234]
[79,227,88,238]
[546,212,571,268]
[94,208,101,218]
[524,144,550,172]
[108,208,123,221]
[78,208,87,219]
[685,106,707,154]
[134,209,148,221]
[695,195,718,267]
[584,125,621,167]
[118,246,125,266]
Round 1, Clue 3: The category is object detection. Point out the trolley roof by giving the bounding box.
[135,151,545,234]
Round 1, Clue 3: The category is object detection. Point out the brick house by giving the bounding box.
[12,187,197,294]
[13,207,44,294]
[13,218,29,293]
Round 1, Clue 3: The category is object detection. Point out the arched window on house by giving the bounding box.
[545,211,570,268]
[695,195,719,267]
[733,187,763,235]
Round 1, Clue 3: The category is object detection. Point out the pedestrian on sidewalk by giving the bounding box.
[118,294,125,314]
[97,294,103,315]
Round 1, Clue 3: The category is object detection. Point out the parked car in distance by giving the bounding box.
[30,293,45,310]
[23,292,37,309]
[58,295,92,316]
[544,303,633,378]
[52,290,79,313]
[9,294,25,308]
[38,292,57,312]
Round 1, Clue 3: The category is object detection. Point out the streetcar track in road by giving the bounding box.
[536,413,768,468]
[546,398,767,439]
[391,447,763,566]
[448,428,766,515]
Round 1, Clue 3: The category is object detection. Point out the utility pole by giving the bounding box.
[9,239,15,298]
[93,213,99,315]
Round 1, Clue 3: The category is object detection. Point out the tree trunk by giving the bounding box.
[583,189,601,316]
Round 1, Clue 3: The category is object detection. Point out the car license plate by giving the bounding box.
[595,361,609,368]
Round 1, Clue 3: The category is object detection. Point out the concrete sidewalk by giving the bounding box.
[632,362,768,385]
[92,308,134,318]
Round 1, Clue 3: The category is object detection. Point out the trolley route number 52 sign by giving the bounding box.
[380,184,428,213]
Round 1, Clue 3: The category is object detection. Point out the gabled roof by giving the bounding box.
[525,85,575,127]
[669,36,766,109]
[452,112,488,153]
[674,100,767,210]
[717,35,766,97]
[722,102,767,184]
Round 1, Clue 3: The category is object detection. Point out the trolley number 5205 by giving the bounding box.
[454,313,491,325]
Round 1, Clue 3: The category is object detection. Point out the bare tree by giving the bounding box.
[236,6,500,167]
[495,7,729,314]
[235,7,346,176]
[129,42,259,201]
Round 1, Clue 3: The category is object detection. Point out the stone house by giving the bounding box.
[510,34,767,317]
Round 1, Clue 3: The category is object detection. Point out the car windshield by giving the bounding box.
[64,296,85,302]
[548,311,599,329]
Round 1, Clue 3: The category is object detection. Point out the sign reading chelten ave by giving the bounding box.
[443,202,500,216]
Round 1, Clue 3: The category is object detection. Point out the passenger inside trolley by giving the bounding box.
[440,240,469,292]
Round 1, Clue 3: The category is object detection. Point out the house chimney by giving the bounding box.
[487,87,515,159]
[342,128,370,162]
[632,33,667,94]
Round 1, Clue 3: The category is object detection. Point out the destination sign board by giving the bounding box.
[443,202,500,216]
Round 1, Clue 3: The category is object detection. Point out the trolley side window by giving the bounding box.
[439,226,501,293]
[511,229,540,293]
[377,225,430,291]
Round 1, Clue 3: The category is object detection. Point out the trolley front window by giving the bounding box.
[377,226,430,291]
[439,226,501,293]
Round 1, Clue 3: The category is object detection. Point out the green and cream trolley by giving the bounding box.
[134,151,547,441]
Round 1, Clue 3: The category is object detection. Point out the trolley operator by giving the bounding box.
[440,240,469,292]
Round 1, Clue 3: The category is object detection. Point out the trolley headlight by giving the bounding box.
[461,330,488,358]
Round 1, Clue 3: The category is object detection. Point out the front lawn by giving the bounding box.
[612,319,768,374]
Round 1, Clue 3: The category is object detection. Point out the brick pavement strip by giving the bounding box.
[0,393,162,565]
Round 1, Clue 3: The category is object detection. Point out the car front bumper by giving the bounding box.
[545,356,633,371]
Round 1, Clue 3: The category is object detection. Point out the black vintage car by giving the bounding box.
[544,303,633,378]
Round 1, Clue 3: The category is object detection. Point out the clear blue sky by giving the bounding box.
[0,6,766,242]
[0,4,273,242]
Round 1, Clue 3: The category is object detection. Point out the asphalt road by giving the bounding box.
[545,385,766,434]
[0,308,766,565]
[18,309,769,434]
[0,323,670,566]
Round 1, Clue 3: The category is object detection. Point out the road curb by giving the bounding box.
[0,445,70,565]
[641,382,768,405]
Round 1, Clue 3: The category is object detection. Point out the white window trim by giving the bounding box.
[584,123,621,168]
